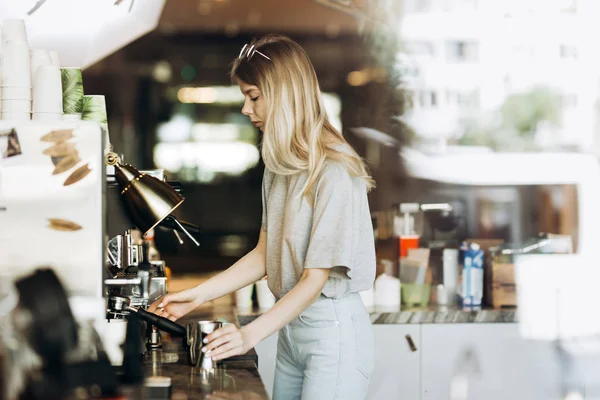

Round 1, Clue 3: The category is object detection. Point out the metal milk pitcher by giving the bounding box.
[187,320,224,370]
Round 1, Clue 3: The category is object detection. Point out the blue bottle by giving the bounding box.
[462,243,484,306]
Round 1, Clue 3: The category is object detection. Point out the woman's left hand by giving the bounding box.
[202,324,255,361]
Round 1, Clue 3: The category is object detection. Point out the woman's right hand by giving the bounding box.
[147,288,204,321]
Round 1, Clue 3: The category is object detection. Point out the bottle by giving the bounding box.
[437,284,448,306]
[398,203,420,258]
[374,274,401,309]
[374,259,400,309]
[443,248,459,305]
[461,243,484,307]
[143,229,161,262]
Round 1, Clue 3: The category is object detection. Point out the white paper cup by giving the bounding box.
[32,112,62,121]
[1,111,30,121]
[30,48,52,83]
[49,50,61,67]
[235,284,254,310]
[2,99,30,113]
[255,279,276,310]
[2,40,31,88]
[103,319,127,366]
[1,86,31,100]
[32,65,62,113]
[2,19,27,43]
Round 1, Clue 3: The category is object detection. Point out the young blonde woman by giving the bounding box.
[149,34,376,400]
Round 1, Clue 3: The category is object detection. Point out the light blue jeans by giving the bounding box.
[272,293,374,400]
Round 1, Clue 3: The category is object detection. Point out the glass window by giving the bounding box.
[559,44,578,59]
[406,41,435,57]
[404,0,434,13]
[445,41,479,62]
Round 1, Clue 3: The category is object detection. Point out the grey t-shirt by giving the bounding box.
[261,159,376,299]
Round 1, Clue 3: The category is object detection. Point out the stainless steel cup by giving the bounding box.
[186,320,223,370]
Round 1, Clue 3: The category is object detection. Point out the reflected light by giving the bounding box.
[197,2,211,15]
[218,235,249,257]
[347,70,369,86]
[191,123,240,142]
[157,114,193,142]
[154,141,260,182]
[178,87,218,103]
[347,68,387,86]
[176,86,244,104]
[152,61,172,83]
[224,22,239,37]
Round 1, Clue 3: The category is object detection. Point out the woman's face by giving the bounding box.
[239,80,266,131]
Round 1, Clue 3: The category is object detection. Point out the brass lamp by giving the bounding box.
[107,149,184,235]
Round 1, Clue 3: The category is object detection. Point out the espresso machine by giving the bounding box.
[103,155,201,351]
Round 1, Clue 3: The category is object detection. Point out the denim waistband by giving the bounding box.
[315,292,361,304]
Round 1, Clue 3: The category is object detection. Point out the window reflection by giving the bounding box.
[153,87,342,183]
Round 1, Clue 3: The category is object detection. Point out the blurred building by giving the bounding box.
[398,0,600,152]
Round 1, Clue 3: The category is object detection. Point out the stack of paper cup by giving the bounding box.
[61,67,84,119]
[30,49,52,83]
[1,19,31,120]
[32,65,63,121]
[255,278,276,310]
[2,19,27,42]
[235,283,254,311]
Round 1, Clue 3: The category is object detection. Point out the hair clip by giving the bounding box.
[238,43,271,61]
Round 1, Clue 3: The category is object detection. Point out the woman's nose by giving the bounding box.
[241,101,252,116]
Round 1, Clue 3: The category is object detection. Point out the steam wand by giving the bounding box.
[173,217,200,246]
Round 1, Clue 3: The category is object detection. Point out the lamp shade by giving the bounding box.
[114,163,184,235]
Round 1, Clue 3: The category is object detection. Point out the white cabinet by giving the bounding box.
[420,323,561,400]
[256,322,564,400]
[255,332,278,399]
[367,325,421,400]
[255,326,422,400]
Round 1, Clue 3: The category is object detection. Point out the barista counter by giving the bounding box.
[236,304,517,326]
[235,304,524,400]
[367,304,517,324]
[141,304,269,400]
[169,274,518,326]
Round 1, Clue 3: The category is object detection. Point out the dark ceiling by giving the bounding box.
[86,0,383,90]
[157,0,366,35]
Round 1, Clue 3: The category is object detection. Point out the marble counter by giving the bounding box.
[142,304,269,400]
[368,305,517,324]
[236,305,517,326]
[170,275,517,326]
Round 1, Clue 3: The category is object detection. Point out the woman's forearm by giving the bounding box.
[242,268,329,345]
[191,247,266,303]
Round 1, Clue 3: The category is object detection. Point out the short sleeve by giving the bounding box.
[303,163,354,274]
[261,168,274,232]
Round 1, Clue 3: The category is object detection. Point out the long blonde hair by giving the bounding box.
[230,34,375,198]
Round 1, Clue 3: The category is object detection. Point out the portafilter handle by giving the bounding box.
[127,306,187,338]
